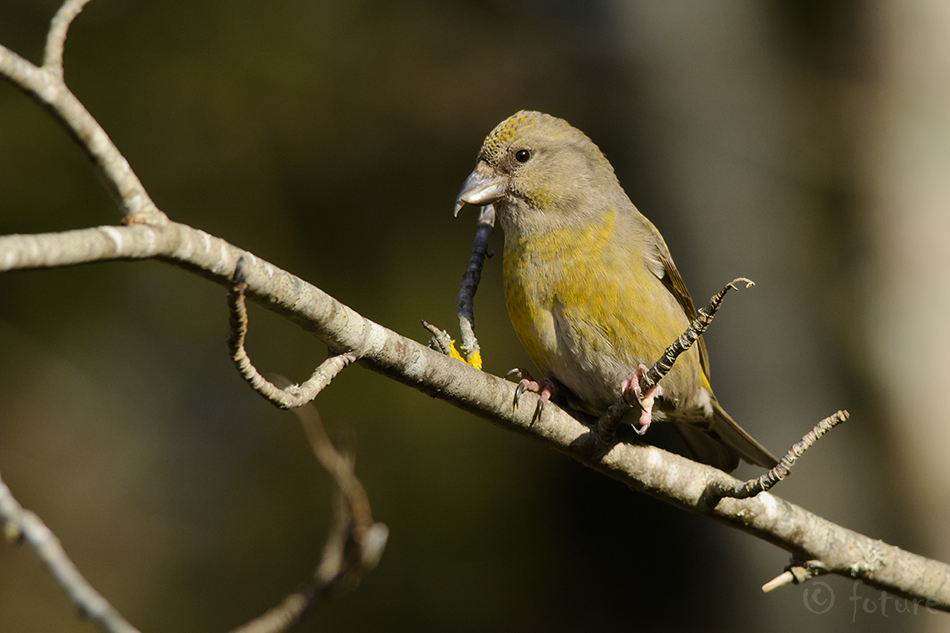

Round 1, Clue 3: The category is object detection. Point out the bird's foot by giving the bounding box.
[621,364,663,435]
[506,368,559,417]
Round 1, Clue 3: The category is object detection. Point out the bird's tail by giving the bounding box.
[674,399,778,473]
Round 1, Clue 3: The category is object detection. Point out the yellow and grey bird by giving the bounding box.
[454,110,777,472]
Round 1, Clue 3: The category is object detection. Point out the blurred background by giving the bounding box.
[1,0,949,631]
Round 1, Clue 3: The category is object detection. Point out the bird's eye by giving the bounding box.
[515,149,531,163]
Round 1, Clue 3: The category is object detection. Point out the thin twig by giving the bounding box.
[229,397,387,633]
[455,204,495,370]
[299,407,375,535]
[228,257,356,408]
[0,471,140,633]
[44,0,94,79]
[0,3,164,224]
[709,410,849,502]
[425,204,495,368]
[597,277,754,438]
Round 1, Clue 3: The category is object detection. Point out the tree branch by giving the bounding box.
[0,471,141,633]
[2,214,948,611]
[0,32,163,223]
[229,393,387,633]
[227,257,358,408]
[44,0,94,79]
[454,204,495,369]
[710,410,850,501]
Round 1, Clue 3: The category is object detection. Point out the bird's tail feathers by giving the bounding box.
[674,400,778,472]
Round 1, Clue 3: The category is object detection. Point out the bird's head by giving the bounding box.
[454,111,623,237]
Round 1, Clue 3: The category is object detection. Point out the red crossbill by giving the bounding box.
[455,110,777,472]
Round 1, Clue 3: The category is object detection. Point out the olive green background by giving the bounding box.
[1,1,946,632]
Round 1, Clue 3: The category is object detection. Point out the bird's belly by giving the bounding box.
[504,254,637,413]
[503,236,702,416]
[546,303,636,413]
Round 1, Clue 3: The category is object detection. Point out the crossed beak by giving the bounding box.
[453,162,507,216]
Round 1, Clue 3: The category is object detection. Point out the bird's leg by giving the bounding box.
[506,368,560,416]
[620,364,663,435]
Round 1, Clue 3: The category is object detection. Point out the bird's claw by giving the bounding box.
[621,364,662,435]
[507,368,558,418]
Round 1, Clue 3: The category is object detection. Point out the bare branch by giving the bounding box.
[228,257,357,408]
[0,471,140,633]
[0,35,163,224]
[427,204,495,369]
[708,410,849,502]
[44,0,94,79]
[2,220,949,611]
[230,395,387,633]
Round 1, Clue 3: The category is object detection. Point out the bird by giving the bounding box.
[453,110,777,472]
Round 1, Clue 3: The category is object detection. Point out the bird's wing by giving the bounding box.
[641,217,712,381]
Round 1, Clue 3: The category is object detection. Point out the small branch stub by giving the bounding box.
[423,321,470,366]
[762,560,829,593]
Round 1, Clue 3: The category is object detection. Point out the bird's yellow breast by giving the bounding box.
[502,208,700,411]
